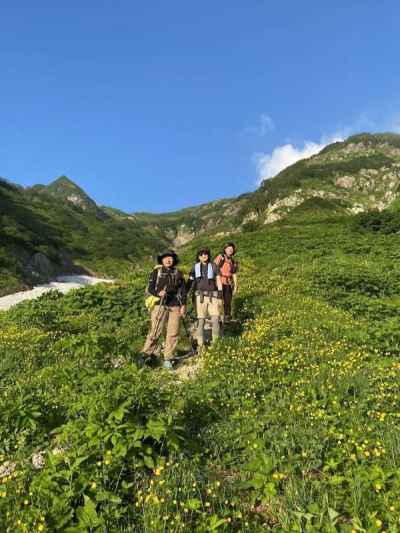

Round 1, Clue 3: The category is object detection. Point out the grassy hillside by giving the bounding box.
[1,209,400,531]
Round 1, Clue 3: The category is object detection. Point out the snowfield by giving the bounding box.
[0,275,113,311]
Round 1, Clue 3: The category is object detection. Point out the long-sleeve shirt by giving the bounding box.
[147,266,187,306]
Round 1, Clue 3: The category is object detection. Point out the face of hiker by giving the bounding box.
[162,256,174,268]
[225,246,234,257]
[199,252,209,264]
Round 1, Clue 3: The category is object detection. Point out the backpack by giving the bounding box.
[145,265,165,310]
[145,265,161,297]
[144,266,182,310]
[215,254,238,278]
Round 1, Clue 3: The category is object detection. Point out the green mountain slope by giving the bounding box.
[1,204,400,530]
[140,132,400,244]
[33,175,108,219]
[0,177,170,295]
[2,132,400,295]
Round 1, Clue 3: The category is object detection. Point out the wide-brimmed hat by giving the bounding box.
[223,242,236,255]
[157,249,179,265]
[196,247,211,261]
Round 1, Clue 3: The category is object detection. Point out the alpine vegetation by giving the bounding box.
[1,135,400,531]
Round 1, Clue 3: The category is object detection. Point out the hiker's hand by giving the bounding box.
[158,289,167,298]
[180,305,187,317]
[217,290,223,299]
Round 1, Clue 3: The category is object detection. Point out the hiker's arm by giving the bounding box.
[232,273,238,294]
[178,275,188,305]
[213,262,223,293]
[178,275,187,316]
[186,269,195,293]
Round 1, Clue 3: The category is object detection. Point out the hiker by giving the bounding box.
[140,250,187,369]
[214,242,238,322]
[187,247,223,353]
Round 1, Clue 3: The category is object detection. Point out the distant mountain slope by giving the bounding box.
[0,177,169,295]
[255,132,400,222]
[136,133,400,244]
[32,176,108,219]
[2,132,400,295]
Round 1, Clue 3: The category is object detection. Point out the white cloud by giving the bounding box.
[244,113,275,137]
[255,134,343,185]
[253,110,400,185]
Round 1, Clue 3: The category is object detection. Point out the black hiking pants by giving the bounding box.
[222,284,233,318]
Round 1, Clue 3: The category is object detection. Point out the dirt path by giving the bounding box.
[174,356,204,381]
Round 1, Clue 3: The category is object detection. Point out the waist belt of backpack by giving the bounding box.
[195,290,219,303]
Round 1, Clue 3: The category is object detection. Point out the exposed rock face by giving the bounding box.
[67,194,88,209]
[335,176,355,189]
[173,226,196,247]
[22,250,89,285]
[25,252,56,281]
[243,211,258,223]
[264,211,282,224]
[263,191,307,224]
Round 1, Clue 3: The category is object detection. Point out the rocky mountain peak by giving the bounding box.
[44,176,108,219]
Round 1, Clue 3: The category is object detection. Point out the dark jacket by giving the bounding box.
[187,262,220,293]
[147,266,187,307]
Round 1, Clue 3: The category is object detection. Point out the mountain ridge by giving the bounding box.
[2,132,400,294]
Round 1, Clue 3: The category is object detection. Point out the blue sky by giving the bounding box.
[1,1,400,212]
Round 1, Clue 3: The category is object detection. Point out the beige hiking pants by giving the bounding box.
[195,294,222,346]
[142,305,181,360]
[195,294,221,319]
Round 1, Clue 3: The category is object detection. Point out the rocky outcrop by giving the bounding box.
[23,250,89,285]
[172,226,196,248]
[335,176,355,189]
[67,194,88,209]
[24,252,57,281]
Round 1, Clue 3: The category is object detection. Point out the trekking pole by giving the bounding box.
[149,295,165,344]
[177,293,197,356]
[181,314,197,356]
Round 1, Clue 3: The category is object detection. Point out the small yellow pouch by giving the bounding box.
[145,295,160,311]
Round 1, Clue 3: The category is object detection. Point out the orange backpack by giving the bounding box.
[215,255,237,284]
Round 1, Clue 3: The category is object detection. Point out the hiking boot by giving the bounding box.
[145,354,160,367]
[162,360,174,371]
[135,353,147,368]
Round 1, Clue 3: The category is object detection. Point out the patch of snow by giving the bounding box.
[0,275,113,312]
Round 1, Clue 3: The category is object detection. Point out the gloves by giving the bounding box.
[217,290,223,299]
